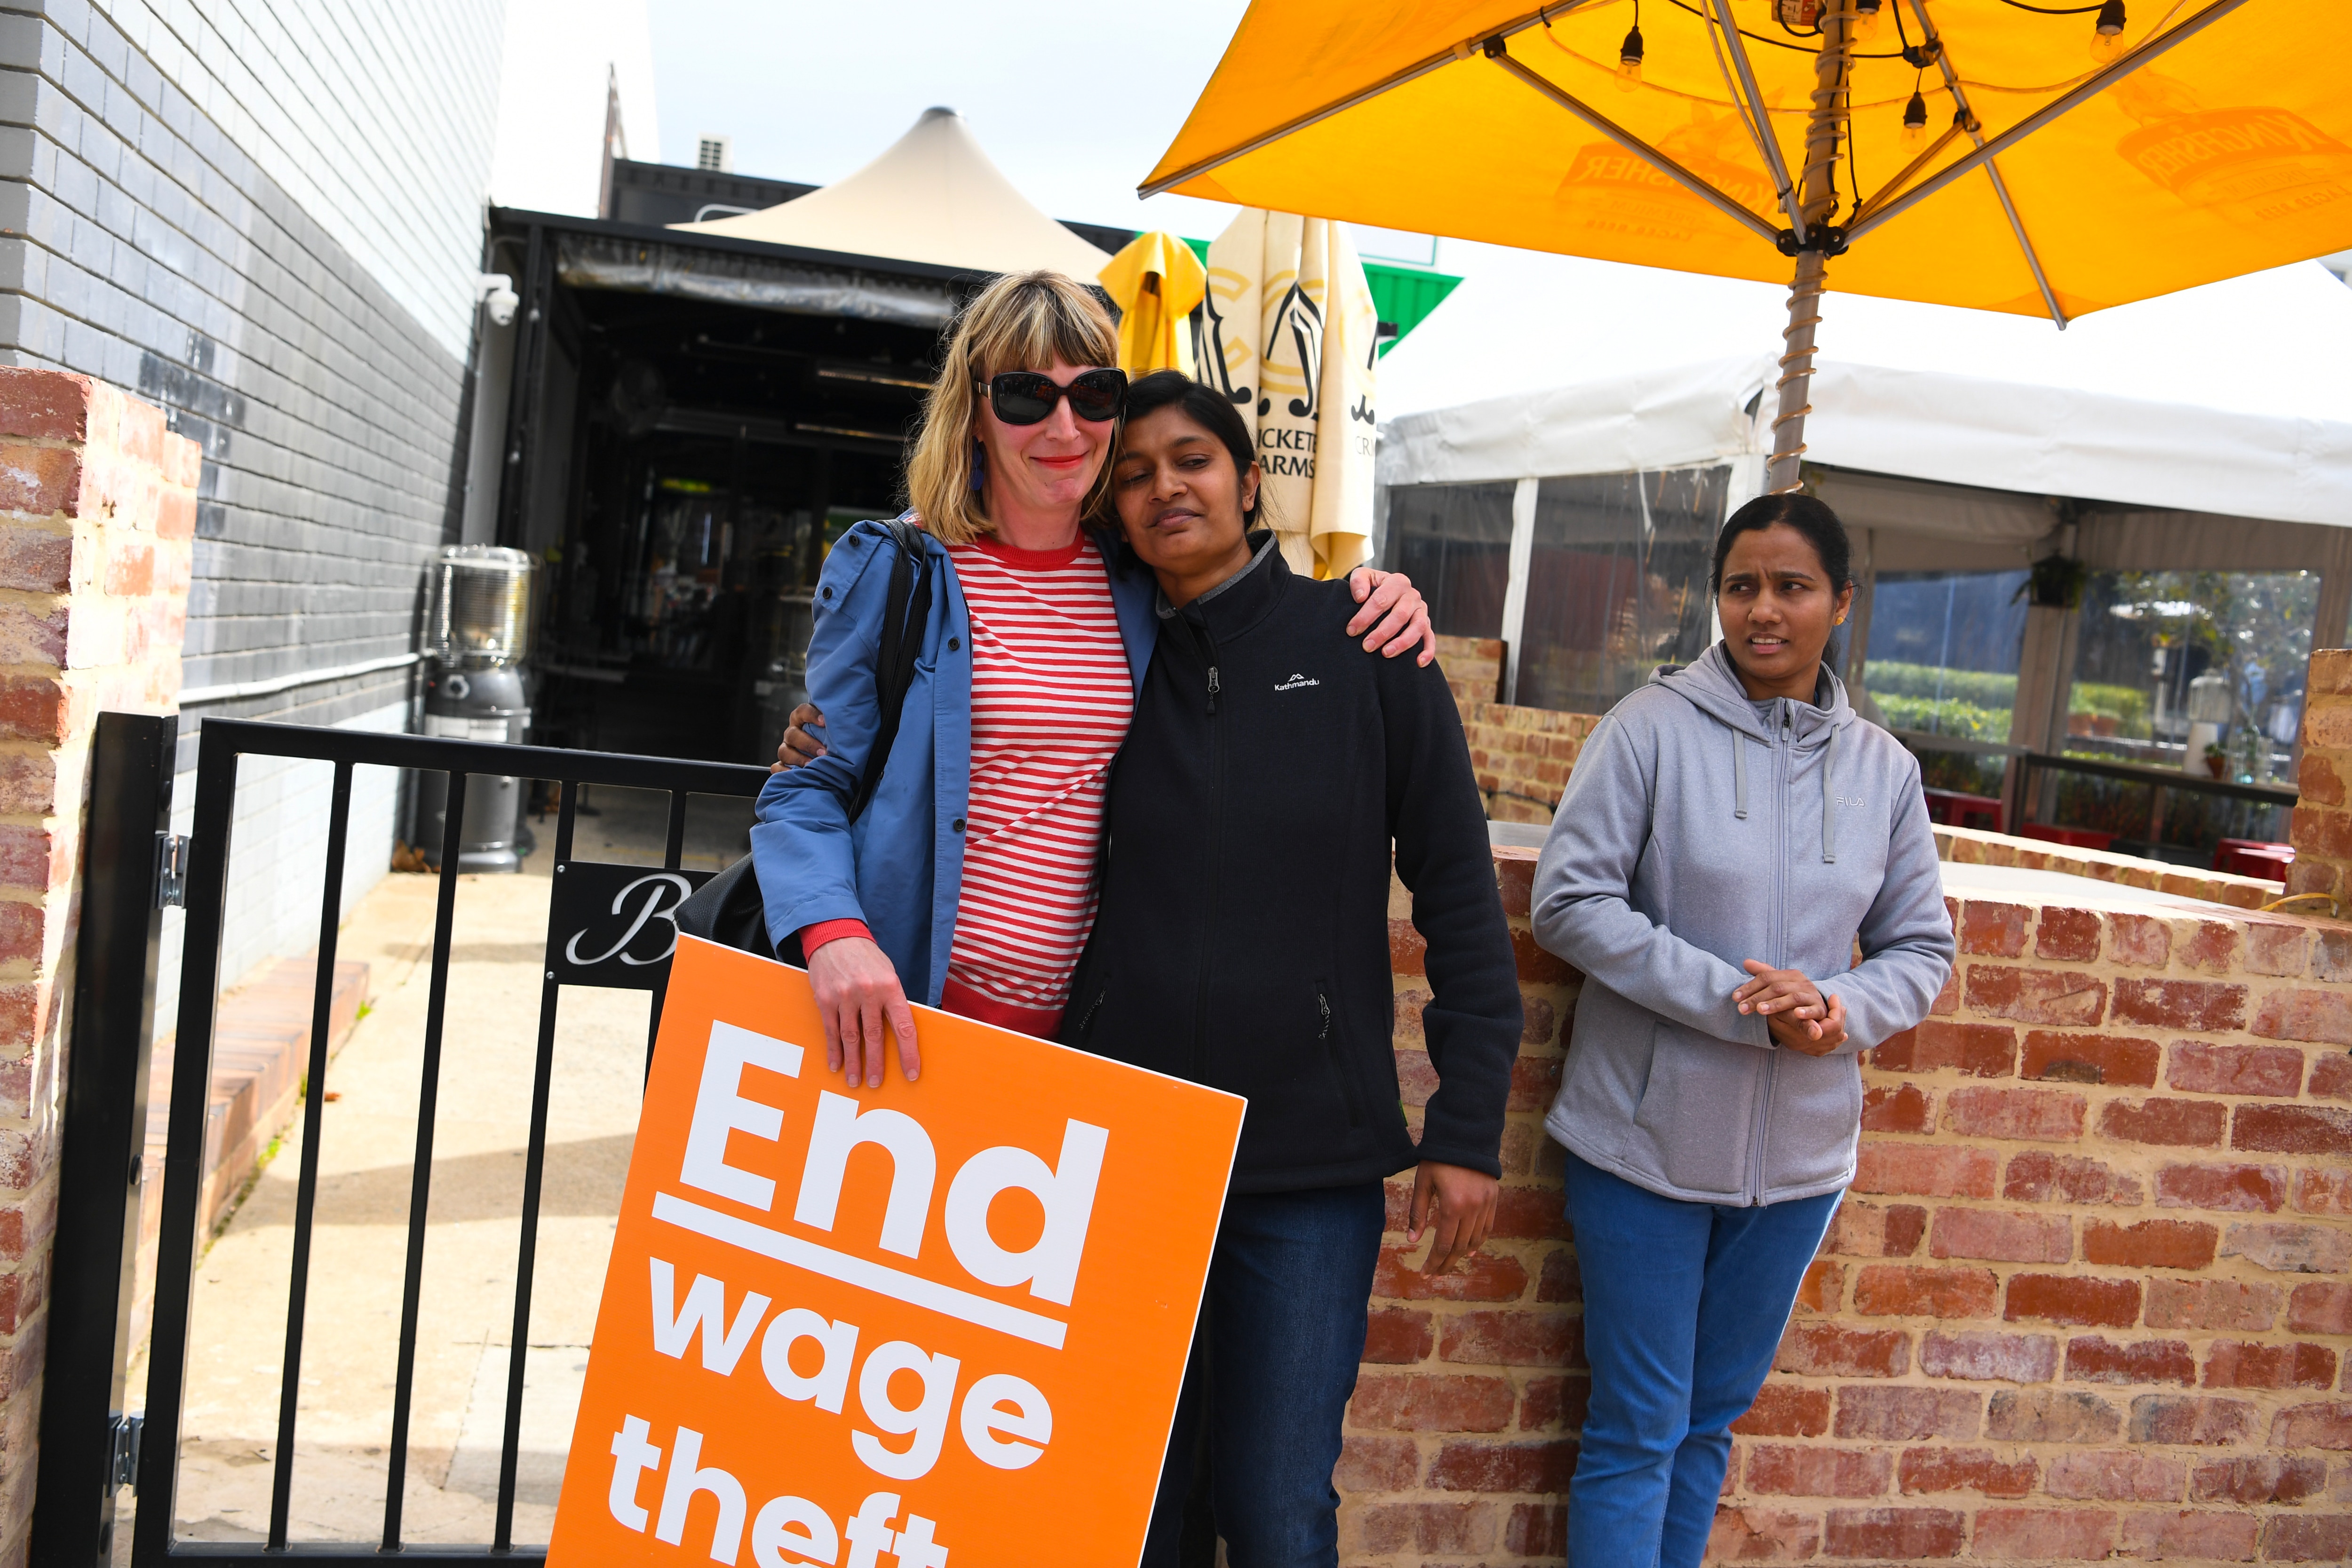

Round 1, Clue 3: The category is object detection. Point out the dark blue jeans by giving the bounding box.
[1564,1151,1842,1568]
[1140,1181,1386,1568]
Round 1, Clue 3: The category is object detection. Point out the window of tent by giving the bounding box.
[1381,482,1516,641]
[1857,569,2030,796]
[1512,467,1726,717]
[2049,569,2311,855]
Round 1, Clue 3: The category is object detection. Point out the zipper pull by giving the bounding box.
[1207,666,1220,716]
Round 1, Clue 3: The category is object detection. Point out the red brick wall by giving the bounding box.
[1352,851,2352,1564]
[2291,650,2352,909]
[0,371,196,1560]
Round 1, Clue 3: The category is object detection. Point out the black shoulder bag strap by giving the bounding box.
[846,518,933,824]
[675,520,934,962]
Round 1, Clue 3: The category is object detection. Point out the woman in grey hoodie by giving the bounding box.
[1531,494,1955,1568]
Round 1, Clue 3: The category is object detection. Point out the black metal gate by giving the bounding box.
[32,715,770,1566]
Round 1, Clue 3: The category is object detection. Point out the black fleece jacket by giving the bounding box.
[1059,535,1521,1193]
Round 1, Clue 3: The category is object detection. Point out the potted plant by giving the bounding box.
[2203,740,2227,779]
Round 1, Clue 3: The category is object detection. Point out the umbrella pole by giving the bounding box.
[1765,2,1856,496]
[1767,251,1827,495]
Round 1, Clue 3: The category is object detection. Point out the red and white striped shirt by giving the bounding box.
[938,533,1132,1035]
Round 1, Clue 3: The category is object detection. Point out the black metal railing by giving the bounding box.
[39,716,769,1567]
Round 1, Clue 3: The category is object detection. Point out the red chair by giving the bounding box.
[2213,839,2293,882]
[1921,787,2004,833]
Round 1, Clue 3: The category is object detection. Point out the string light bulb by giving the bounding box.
[2090,0,2127,62]
[1617,22,1644,90]
[1902,88,1928,146]
[1851,0,1883,41]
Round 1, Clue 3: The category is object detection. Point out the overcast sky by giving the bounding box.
[650,1,2352,423]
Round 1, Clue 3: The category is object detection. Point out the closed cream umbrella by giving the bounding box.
[1194,209,1381,579]
[1101,231,1209,375]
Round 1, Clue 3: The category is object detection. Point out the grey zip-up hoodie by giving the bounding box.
[1535,644,1955,1206]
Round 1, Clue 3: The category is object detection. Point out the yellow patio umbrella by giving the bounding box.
[1100,230,1209,375]
[1142,0,2351,494]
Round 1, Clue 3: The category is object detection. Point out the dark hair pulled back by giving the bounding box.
[1710,492,1853,593]
[1118,369,1265,525]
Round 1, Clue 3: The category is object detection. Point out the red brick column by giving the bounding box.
[2291,649,2352,906]
[0,370,196,1557]
[1349,853,2352,1565]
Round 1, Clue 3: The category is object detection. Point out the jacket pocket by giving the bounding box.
[1318,979,1366,1129]
[1765,1051,1863,1195]
[1629,1020,1756,1199]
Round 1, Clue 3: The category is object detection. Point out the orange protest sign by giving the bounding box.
[550,937,1245,1567]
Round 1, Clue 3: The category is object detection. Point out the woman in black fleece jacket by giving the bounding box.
[1065,372,1520,1568]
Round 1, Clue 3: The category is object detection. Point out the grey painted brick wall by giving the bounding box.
[0,0,505,1000]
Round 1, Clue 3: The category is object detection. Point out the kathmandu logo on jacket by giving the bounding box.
[1275,673,1321,691]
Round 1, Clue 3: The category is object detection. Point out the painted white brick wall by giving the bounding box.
[154,698,412,1039]
[95,0,503,358]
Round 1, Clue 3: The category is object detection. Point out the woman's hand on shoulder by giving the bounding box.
[772,703,828,772]
[1346,566,1438,665]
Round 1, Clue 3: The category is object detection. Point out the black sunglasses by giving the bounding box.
[978,368,1127,426]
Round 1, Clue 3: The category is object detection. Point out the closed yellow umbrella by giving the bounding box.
[1143,0,2349,492]
[1100,230,1209,376]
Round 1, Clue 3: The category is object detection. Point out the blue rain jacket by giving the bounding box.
[749,518,1160,1006]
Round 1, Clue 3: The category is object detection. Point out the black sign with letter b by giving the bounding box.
[546,860,719,989]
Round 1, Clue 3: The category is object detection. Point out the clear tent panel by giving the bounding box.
[1383,481,1516,641]
[1515,467,1727,717]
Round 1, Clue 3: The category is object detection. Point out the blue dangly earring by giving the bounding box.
[971,440,987,494]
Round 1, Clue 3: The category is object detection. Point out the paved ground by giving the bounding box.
[121,786,754,1549]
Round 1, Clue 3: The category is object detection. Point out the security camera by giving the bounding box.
[477,273,519,327]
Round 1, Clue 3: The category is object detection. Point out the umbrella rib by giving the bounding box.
[1136,1,1616,199]
[1707,0,1808,242]
[1486,51,1780,244]
[1903,0,2067,328]
[1844,0,2254,243]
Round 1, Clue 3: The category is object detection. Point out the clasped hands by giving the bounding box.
[1733,960,1850,1056]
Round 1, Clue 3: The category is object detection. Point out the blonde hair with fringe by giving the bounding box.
[905,271,1121,546]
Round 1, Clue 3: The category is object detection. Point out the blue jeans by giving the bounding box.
[1141,1182,1385,1568]
[1564,1152,1841,1568]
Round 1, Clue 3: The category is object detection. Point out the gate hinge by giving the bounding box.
[108,1412,143,1490]
[154,833,189,908]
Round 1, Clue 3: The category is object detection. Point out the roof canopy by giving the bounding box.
[1381,356,2352,557]
[674,107,1112,278]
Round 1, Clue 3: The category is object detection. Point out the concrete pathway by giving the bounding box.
[127,863,656,1548]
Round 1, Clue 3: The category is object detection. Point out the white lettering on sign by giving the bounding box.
[942,1122,1108,1307]
[853,1340,962,1480]
[669,1018,1112,1331]
[637,1258,1059,1484]
[656,1426,749,1563]
[795,1093,937,1257]
[681,1023,804,1209]
[649,1258,769,1374]
[611,1419,954,1565]
[762,1306,860,1413]
[652,1193,1069,1349]
[957,1373,1051,1472]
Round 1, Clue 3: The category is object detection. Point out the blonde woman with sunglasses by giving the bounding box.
[753,271,1434,1083]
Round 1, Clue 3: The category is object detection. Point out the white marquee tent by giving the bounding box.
[673,106,1112,278]
[1378,356,2352,755]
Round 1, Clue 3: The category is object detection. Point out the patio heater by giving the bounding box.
[412,545,536,873]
